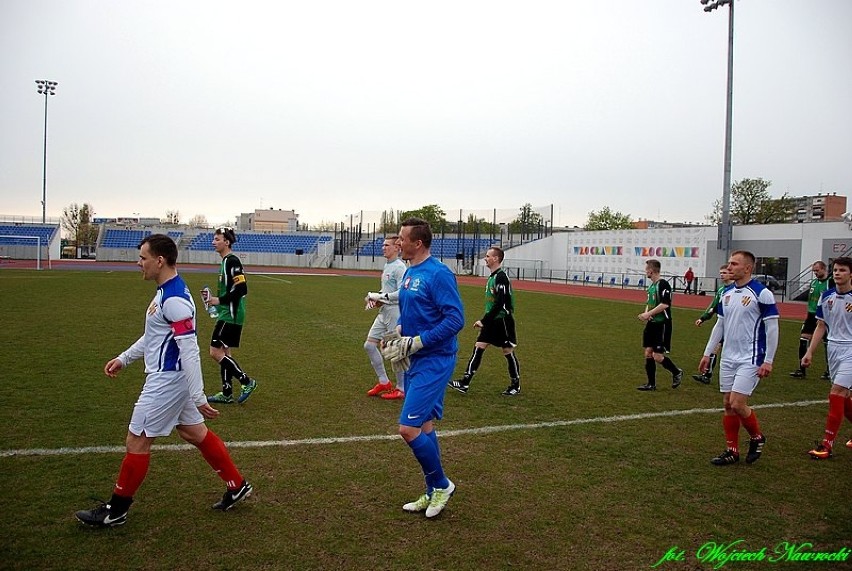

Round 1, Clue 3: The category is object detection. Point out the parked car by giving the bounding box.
[753,274,783,292]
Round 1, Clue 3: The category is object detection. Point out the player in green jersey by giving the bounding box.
[692,264,733,384]
[449,246,521,396]
[637,259,683,391]
[790,261,833,380]
[204,227,258,404]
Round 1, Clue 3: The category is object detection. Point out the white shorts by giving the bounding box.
[719,361,761,396]
[129,371,204,437]
[367,305,400,341]
[828,344,852,390]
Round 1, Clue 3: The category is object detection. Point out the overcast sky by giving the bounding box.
[1,0,850,229]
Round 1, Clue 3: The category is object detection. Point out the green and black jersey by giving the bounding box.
[698,283,729,323]
[807,277,832,314]
[216,253,247,325]
[645,278,673,323]
[480,268,514,326]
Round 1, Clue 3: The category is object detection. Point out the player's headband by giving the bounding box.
[215,226,237,244]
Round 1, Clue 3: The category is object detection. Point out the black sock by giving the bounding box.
[645,358,656,385]
[660,356,680,374]
[798,338,809,371]
[707,353,718,377]
[220,363,234,397]
[505,352,520,385]
[463,347,485,382]
[823,340,830,374]
[109,494,133,515]
[220,356,248,388]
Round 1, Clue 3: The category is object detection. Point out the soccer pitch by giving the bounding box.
[1,269,849,571]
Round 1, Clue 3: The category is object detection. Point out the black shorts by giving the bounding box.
[643,320,672,353]
[211,321,243,349]
[801,313,818,336]
[476,315,517,348]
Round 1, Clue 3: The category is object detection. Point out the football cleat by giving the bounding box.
[846,438,852,450]
[808,442,832,460]
[636,384,656,391]
[75,499,130,528]
[402,493,431,513]
[425,480,455,518]
[448,378,470,394]
[207,392,234,404]
[672,369,683,389]
[820,371,831,381]
[745,434,766,464]
[710,449,740,466]
[237,379,257,404]
[692,374,711,385]
[367,382,393,397]
[501,384,520,396]
[789,370,806,379]
[212,480,253,511]
[380,388,405,400]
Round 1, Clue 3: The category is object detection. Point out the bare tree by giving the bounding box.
[187,214,209,228]
[61,202,99,246]
[163,210,181,225]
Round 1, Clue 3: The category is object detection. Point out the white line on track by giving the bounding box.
[0,399,825,458]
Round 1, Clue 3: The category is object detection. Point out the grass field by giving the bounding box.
[1,268,850,571]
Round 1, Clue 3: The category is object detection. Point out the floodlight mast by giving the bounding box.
[35,80,58,224]
[700,0,734,258]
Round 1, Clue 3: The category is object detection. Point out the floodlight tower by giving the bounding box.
[700,0,734,258]
[35,80,58,223]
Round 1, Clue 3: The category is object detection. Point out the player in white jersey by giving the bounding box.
[802,256,852,459]
[699,250,779,466]
[75,234,252,528]
[364,236,407,400]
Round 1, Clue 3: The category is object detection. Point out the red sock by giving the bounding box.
[723,414,741,453]
[197,429,243,489]
[740,410,761,439]
[823,394,846,449]
[113,452,150,498]
[844,396,852,423]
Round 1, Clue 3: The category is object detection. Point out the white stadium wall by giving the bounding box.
[501,222,852,285]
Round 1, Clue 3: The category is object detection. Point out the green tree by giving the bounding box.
[509,203,545,237]
[399,204,447,229]
[61,202,99,246]
[708,177,793,225]
[584,206,633,230]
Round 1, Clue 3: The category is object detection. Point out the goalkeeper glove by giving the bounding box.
[381,335,423,362]
[391,356,410,374]
[367,291,390,303]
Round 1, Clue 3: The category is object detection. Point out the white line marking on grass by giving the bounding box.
[0,399,825,458]
[255,274,293,284]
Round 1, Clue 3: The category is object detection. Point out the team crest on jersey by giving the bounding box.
[827,299,834,310]
[741,296,752,307]
[403,277,412,289]
[723,294,731,306]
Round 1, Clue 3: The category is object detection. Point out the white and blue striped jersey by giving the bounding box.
[715,279,780,365]
[815,288,852,345]
[118,274,207,407]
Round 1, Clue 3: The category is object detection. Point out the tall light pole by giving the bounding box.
[700,0,734,258]
[35,80,58,224]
